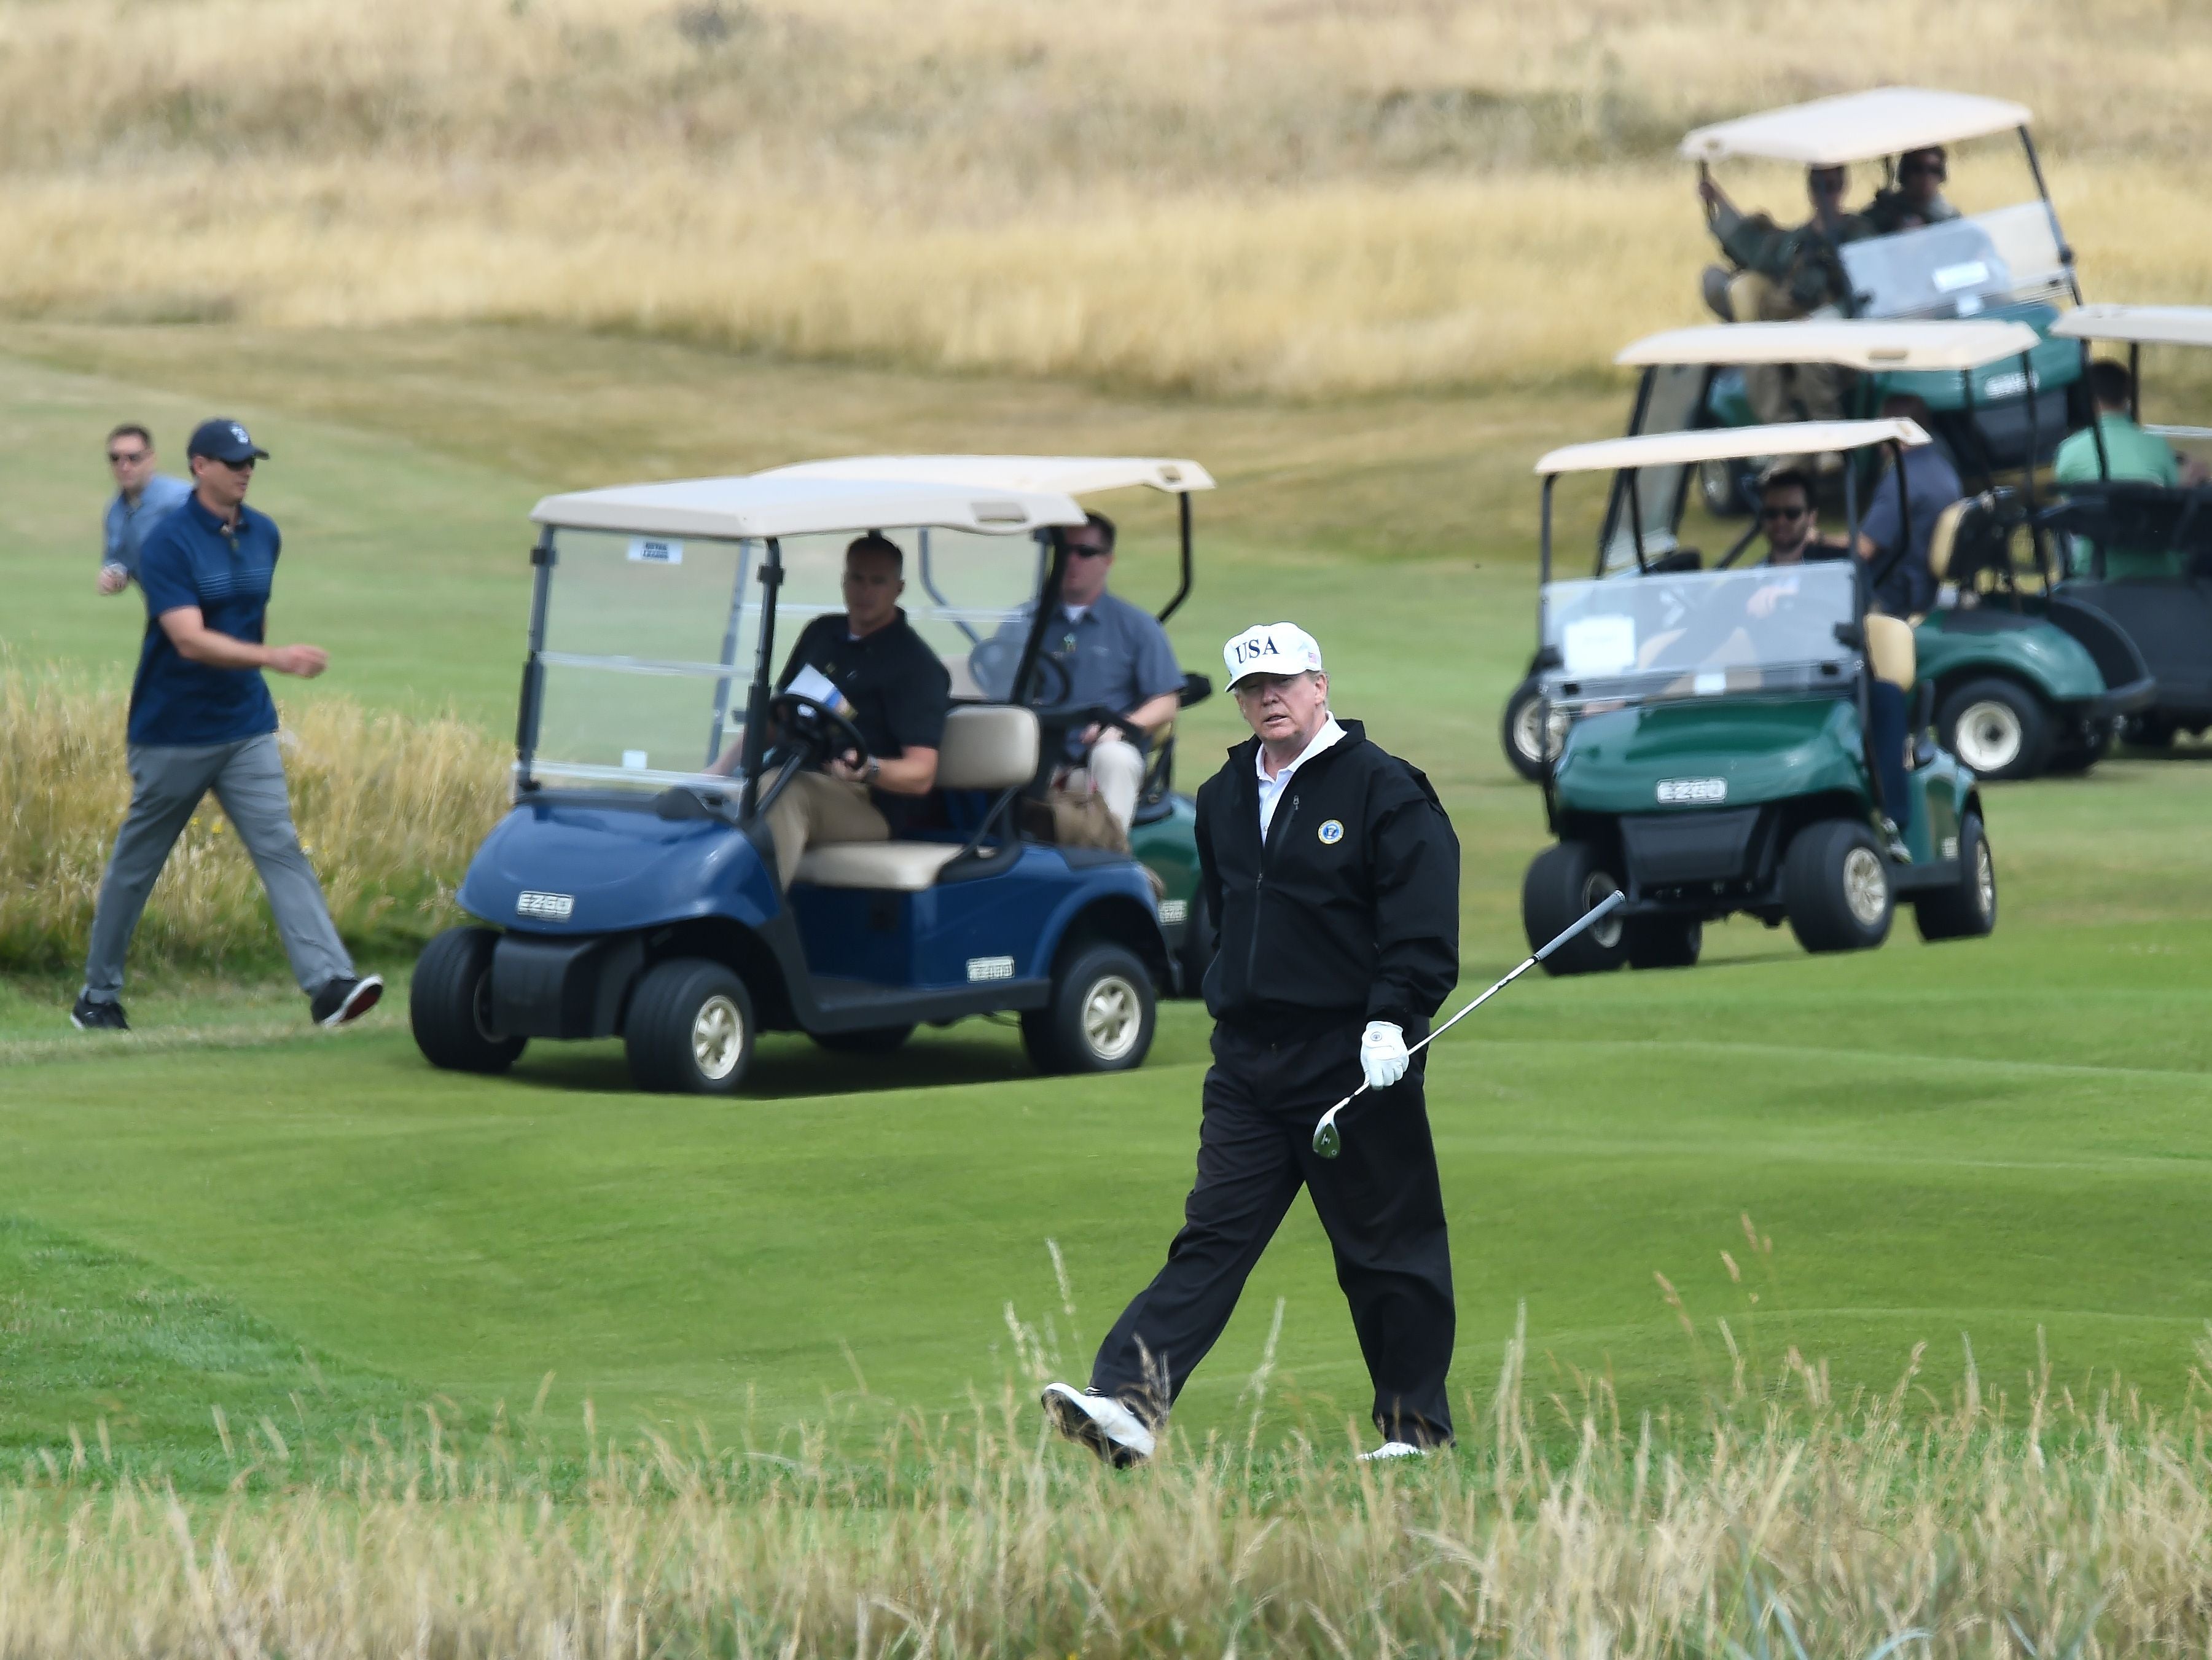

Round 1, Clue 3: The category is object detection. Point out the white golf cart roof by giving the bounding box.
[531,474,1088,541]
[759,455,1216,496]
[1538,418,1930,477]
[2052,304,2212,350]
[1618,319,2042,372]
[1679,87,2033,167]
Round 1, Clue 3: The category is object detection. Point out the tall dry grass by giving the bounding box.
[0,673,506,974]
[7,1315,2212,1656]
[2,0,2208,396]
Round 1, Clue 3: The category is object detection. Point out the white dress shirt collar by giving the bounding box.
[1256,716,1346,838]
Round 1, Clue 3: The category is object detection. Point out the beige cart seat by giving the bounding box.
[792,705,1041,891]
[1864,613,1917,691]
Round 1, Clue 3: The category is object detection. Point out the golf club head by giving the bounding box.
[1313,1116,1342,1159]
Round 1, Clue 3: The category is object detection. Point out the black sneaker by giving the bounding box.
[310,974,384,1028]
[70,995,130,1032]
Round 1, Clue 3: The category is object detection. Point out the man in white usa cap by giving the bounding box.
[1042,622,1463,1464]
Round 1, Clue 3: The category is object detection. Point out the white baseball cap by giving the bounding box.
[1223,622,1324,689]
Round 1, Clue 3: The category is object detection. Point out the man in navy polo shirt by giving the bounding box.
[72,418,382,1033]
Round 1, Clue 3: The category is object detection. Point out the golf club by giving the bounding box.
[1311,888,1627,1159]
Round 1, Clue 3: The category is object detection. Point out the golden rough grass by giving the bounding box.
[6,1326,2212,1657]
[0,673,505,973]
[2,0,2208,396]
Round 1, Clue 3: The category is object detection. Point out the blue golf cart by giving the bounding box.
[410,468,1173,1093]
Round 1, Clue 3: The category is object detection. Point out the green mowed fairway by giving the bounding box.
[5,334,2211,1469]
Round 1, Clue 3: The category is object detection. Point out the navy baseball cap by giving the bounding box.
[186,418,269,463]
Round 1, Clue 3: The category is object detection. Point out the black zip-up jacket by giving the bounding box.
[1195,718,1460,1033]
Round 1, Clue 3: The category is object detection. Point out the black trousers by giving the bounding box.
[1089,1014,1456,1446]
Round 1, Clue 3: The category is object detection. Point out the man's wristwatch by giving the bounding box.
[866,757,881,783]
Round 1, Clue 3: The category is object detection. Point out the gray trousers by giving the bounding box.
[80,733,354,1003]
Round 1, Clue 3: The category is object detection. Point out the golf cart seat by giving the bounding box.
[1865,613,1917,690]
[1926,488,2031,599]
[792,705,1041,891]
[942,652,985,700]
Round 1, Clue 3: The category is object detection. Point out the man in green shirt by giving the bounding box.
[2053,359,2192,579]
[1698,165,1872,424]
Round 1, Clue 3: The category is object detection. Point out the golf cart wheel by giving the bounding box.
[1782,820,1894,953]
[1499,676,1548,783]
[2047,722,2114,775]
[1625,916,1703,971]
[625,959,756,1095]
[1938,677,2052,780]
[2122,713,2176,750]
[810,1024,915,1055]
[1523,841,1626,976]
[1914,812,1998,942]
[410,925,527,1074]
[1698,457,1753,519]
[1022,942,1155,1075]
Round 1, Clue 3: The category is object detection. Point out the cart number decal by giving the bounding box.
[627,537,684,565]
[516,891,575,921]
[966,955,1015,982]
[1655,777,1727,805]
[1157,899,1187,925]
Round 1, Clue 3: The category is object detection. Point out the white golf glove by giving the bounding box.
[1359,1020,1410,1091]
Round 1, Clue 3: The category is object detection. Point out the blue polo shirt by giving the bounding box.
[989,590,1184,762]
[102,473,192,581]
[129,495,283,747]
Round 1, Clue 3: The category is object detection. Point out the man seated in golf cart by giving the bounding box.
[1697,166,1869,425]
[977,509,1182,846]
[1755,467,1913,855]
[1852,393,1964,616]
[1860,147,1961,235]
[711,532,952,887]
[2052,359,2206,579]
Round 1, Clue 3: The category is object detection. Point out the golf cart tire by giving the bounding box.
[2123,713,2176,750]
[411,925,528,1075]
[1783,820,1894,953]
[1913,812,1998,942]
[1625,916,1703,971]
[1500,676,1548,782]
[624,958,756,1095]
[2047,723,2114,775]
[1698,457,1754,519]
[1022,942,1156,1075]
[1937,677,2052,781]
[1523,841,1626,976]
[810,1024,915,1055]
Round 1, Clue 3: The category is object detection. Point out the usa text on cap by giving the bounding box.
[1223,622,1324,687]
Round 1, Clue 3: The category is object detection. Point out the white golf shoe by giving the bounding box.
[1040,1382,1155,1466]
[1358,1440,1430,1462]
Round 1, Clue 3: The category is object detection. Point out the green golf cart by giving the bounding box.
[1600,319,2151,780]
[2042,305,2212,748]
[1681,85,2084,514]
[1522,419,1996,972]
[759,455,1219,993]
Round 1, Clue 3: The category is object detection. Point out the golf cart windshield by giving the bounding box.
[1840,203,2070,319]
[1539,564,1859,711]
[529,523,1045,791]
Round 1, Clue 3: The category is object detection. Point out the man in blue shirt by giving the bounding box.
[96,424,192,597]
[985,512,1183,841]
[72,418,382,1034]
[1854,394,1963,617]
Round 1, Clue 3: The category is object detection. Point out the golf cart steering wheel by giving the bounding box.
[1030,700,1149,746]
[769,690,874,772]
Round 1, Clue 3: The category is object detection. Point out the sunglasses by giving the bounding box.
[107,449,148,464]
[1761,504,1809,522]
[208,456,256,473]
[1901,162,1946,179]
[1066,542,1111,558]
